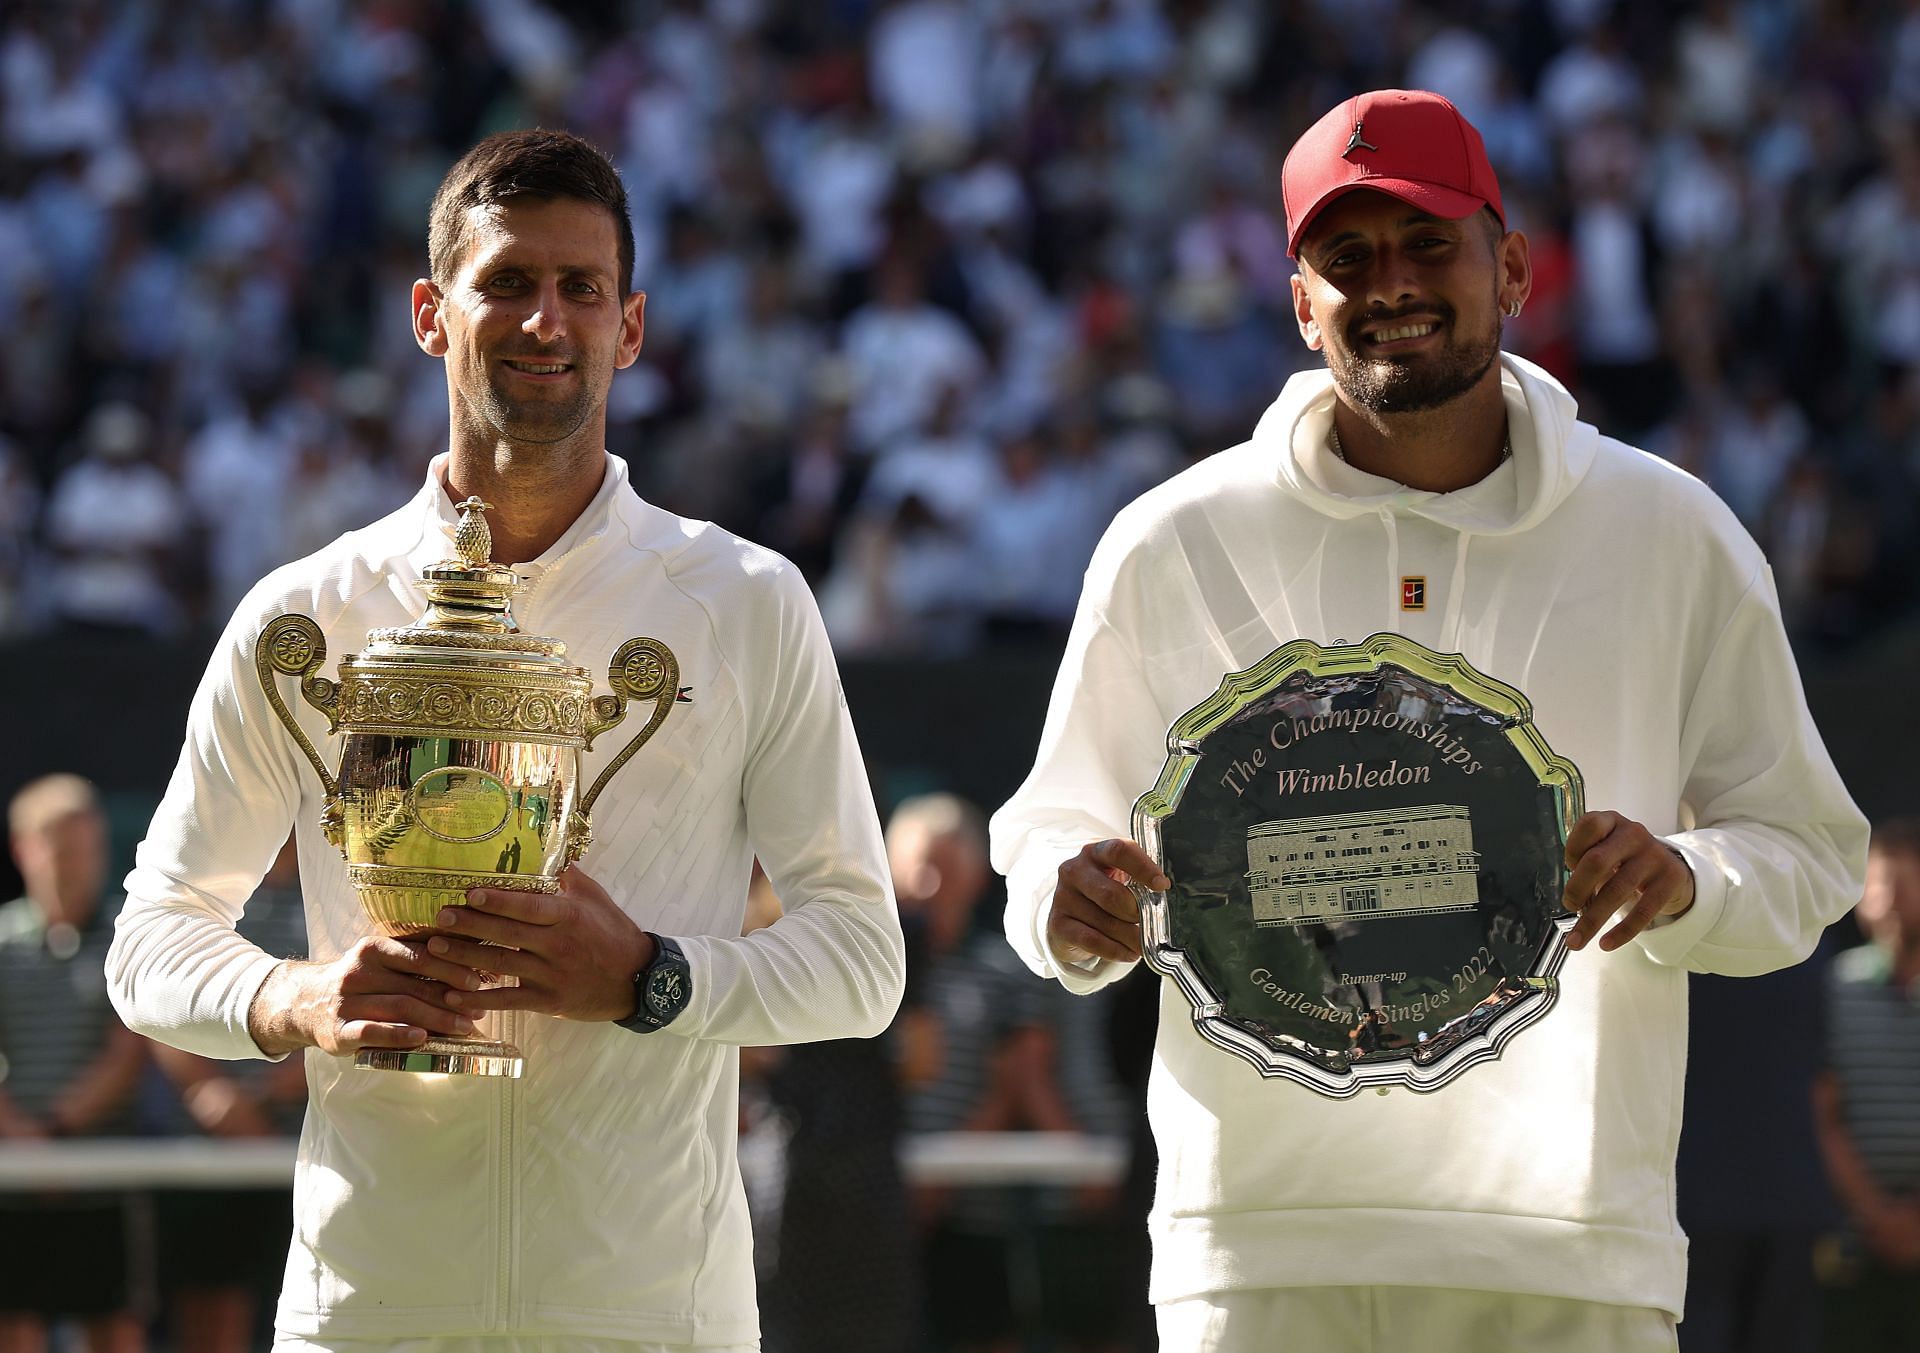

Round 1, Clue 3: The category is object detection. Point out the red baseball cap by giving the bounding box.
[1282,89,1505,258]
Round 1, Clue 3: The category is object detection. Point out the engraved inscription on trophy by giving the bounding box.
[1133,634,1583,1097]
[256,496,680,1078]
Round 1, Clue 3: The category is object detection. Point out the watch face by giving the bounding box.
[647,965,686,1016]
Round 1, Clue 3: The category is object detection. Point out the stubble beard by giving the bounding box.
[456,351,599,445]
[1328,305,1503,415]
[474,369,600,446]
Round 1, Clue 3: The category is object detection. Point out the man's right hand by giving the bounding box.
[1047,838,1168,968]
[247,936,482,1058]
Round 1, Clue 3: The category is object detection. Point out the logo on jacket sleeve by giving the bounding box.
[1400,577,1427,611]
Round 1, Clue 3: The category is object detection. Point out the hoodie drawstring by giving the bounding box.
[1440,530,1472,652]
[1377,509,1399,637]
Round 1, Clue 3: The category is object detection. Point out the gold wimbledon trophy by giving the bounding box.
[255,496,678,1078]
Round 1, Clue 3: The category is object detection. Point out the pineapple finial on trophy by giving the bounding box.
[453,496,496,567]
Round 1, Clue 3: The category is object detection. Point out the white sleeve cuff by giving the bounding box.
[1633,834,1727,967]
[1030,890,1139,994]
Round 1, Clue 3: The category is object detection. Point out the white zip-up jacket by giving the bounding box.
[108,454,904,1345]
[991,355,1867,1318]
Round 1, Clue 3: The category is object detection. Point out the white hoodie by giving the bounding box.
[991,355,1867,1316]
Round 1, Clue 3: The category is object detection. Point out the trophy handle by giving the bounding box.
[256,614,342,803]
[569,638,679,862]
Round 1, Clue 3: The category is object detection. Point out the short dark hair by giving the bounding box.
[427,129,634,294]
[9,772,101,838]
[1871,817,1920,863]
[1476,205,1505,255]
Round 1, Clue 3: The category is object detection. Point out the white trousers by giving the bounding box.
[1157,1286,1677,1353]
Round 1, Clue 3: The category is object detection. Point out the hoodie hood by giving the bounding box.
[1247,352,1599,649]
[1254,351,1597,535]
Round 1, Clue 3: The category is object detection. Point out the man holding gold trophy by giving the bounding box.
[991,90,1868,1351]
[108,130,904,1350]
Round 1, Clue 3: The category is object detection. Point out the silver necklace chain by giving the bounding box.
[1328,424,1512,466]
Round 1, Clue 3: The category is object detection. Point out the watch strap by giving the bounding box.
[616,932,690,1033]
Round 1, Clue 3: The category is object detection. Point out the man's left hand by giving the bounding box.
[424,867,654,1022]
[1562,811,1694,953]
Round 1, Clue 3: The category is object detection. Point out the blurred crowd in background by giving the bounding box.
[6,0,1920,1351]
[1,0,1919,652]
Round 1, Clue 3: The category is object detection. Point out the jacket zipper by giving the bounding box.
[494,1008,518,1330]
[495,568,563,1330]
[512,567,545,614]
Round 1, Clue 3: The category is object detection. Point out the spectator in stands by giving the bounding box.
[821,383,992,653]
[1815,818,1920,1350]
[841,251,987,454]
[897,792,1144,1353]
[645,205,748,353]
[1562,116,1670,439]
[1150,267,1290,451]
[697,259,825,435]
[279,387,412,568]
[749,373,868,587]
[1709,364,1812,533]
[1676,954,1837,1353]
[891,790,1131,1353]
[1171,178,1291,310]
[746,862,920,1353]
[179,378,298,617]
[1019,969,1136,1353]
[41,403,189,637]
[780,79,898,289]
[862,381,1000,532]
[963,427,1088,641]
[1832,135,1920,383]
[0,773,147,1353]
[891,792,1042,1353]
[147,834,308,1353]
[868,0,983,155]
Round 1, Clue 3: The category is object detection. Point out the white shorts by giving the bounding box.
[1157,1285,1677,1353]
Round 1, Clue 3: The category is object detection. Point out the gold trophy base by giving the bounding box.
[355,1037,525,1078]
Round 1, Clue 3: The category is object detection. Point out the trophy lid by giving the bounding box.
[364,496,575,667]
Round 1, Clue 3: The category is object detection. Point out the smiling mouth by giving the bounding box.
[1362,322,1440,346]
[501,359,574,375]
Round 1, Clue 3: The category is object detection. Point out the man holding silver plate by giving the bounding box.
[108,131,904,1350]
[992,89,1867,1351]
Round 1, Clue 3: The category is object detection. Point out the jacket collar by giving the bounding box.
[404,451,634,579]
[1255,352,1597,537]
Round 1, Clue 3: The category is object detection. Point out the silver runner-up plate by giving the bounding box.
[1133,634,1584,1097]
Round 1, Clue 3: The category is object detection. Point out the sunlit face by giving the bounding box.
[889,825,989,950]
[12,809,107,917]
[416,197,644,448]
[1860,846,1920,951]
[1291,191,1524,415]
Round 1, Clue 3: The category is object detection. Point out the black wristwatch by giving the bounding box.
[615,933,691,1033]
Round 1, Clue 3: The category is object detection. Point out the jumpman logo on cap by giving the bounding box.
[1343,121,1379,159]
